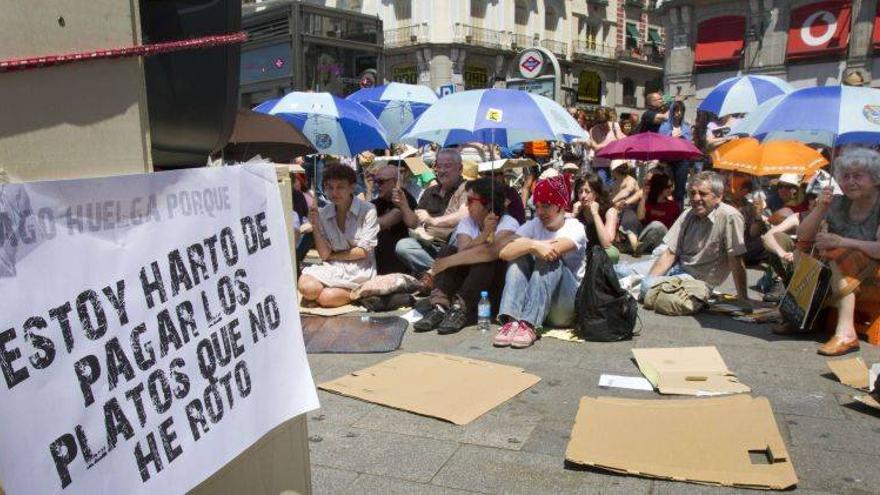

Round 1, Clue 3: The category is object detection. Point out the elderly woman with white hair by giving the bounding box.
[795,147,880,356]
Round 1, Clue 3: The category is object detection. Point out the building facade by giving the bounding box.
[276,0,665,113]
[240,1,384,107]
[658,0,880,117]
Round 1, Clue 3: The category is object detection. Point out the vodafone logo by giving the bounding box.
[800,10,837,47]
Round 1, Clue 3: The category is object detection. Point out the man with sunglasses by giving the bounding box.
[370,165,417,274]
[414,178,519,334]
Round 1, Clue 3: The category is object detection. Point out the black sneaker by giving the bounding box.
[437,306,469,335]
[762,279,787,303]
[413,307,445,332]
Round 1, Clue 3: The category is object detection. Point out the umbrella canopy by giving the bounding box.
[738,85,880,146]
[595,133,703,161]
[699,75,793,117]
[347,83,438,142]
[399,88,587,147]
[477,158,538,173]
[223,108,316,163]
[254,92,389,157]
[711,138,829,176]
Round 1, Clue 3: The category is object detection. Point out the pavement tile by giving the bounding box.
[308,421,459,483]
[784,414,880,456]
[762,387,847,421]
[310,391,375,426]
[431,444,651,495]
[311,465,358,495]
[519,417,574,457]
[346,474,482,495]
[351,399,541,451]
[788,445,880,494]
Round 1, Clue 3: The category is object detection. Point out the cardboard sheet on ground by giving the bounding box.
[299,304,362,316]
[565,395,798,490]
[632,346,750,396]
[318,352,540,425]
[826,358,880,412]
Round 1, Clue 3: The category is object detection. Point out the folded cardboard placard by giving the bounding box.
[827,357,870,390]
[565,395,798,490]
[632,346,751,396]
[318,352,541,425]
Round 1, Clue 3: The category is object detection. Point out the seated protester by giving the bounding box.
[794,147,880,356]
[413,179,519,334]
[572,172,620,263]
[727,174,769,266]
[481,167,527,224]
[393,148,468,277]
[633,171,681,255]
[495,176,588,348]
[636,171,750,302]
[609,162,643,249]
[761,191,818,303]
[767,174,808,220]
[369,165,417,275]
[299,164,379,308]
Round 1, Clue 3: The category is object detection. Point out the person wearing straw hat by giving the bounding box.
[767,173,807,217]
[495,176,588,348]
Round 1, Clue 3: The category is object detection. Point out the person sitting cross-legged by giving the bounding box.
[494,176,588,348]
[299,164,379,308]
[413,179,519,334]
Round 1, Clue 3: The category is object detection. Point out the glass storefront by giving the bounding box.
[577,70,602,105]
[304,43,378,96]
[464,65,489,90]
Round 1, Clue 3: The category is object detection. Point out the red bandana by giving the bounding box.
[533,176,570,210]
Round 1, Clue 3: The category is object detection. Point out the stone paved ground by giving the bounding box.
[303,265,880,494]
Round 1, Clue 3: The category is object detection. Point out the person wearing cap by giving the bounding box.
[414,178,519,334]
[767,174,807,216]
[393,148,469,277]
[793,147,880,356]
[495,176,588,348]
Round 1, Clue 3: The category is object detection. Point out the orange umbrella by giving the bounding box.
[711,137,828,176]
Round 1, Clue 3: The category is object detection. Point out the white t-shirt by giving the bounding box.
[454,214,519,239]
[515,217,588,281]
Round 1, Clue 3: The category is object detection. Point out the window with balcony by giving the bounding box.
[586,24,599,50]
[471,0,486,27]
[515,0,529,33]
[625,22,640,51]
[394,0,411,21]
[545,6,558,35]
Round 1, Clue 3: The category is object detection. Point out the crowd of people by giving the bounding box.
[287,92,880,356]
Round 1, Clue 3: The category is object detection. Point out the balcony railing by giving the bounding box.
[618,43,666,66]
[540,38,568,56]
[573,41,615,59]
[453,23,505,49]
[384,23,429,48]
[511,33,537,50]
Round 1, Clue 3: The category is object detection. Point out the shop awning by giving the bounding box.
[694,16,745,68]
[873,1,880,48]
[786,1,851,60]
[648,28,663,46]
[626,23,640,41]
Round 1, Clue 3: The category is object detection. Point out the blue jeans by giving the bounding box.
[498,256,579,328]
[670,161,691,209]
[615,258,692,300]
[395,237,439,275]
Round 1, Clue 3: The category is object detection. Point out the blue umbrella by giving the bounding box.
[254,92,389,157]
[399,88,586,147]
[734,85,880,146]
[699,75,793,117]
[346,83,438,142]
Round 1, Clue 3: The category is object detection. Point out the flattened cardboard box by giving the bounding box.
[633,346,750,396]
[565,395,798,490]
[826,358,880,412]
[318,352,541,425]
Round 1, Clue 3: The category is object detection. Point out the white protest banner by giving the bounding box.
[0,164,319,494]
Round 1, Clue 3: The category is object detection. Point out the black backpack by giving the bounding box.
[574,245,639,341]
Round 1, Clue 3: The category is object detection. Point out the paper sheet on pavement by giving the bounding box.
[598,374,654,391]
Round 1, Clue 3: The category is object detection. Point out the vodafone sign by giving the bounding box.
[787,1,852,59]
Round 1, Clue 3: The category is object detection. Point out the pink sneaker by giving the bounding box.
[493,321,518,347]
[511,321,538,348]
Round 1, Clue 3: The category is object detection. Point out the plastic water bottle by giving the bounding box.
[477,291,492,333]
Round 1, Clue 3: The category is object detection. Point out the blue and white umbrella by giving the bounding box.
[254,92,389,157]
[699,75,793,117]
[346,83,438,142]
[399,88,586,148]
[736,85,880,146]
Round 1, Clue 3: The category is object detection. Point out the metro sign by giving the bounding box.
[518,49,544,79]
[787,1,851,59]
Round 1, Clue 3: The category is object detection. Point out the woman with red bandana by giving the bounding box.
[495,176,588,348]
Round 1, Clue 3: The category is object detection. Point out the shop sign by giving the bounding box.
[240,43,292,84]
[518,49,545,79]
[392,65,418,84]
